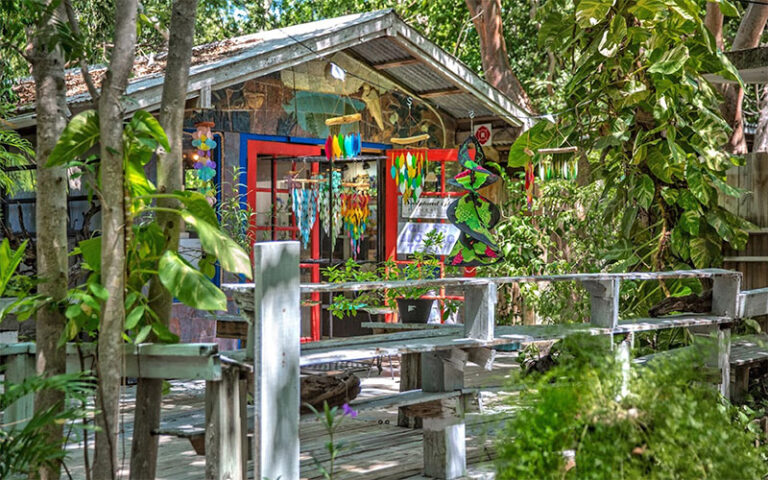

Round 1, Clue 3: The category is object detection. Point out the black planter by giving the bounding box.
[396,298,435,324]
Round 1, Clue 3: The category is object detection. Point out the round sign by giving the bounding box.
[475,125,491,144]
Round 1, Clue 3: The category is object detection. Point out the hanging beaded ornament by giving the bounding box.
[340,190,370,259]
[318,171,343,246]
[390,150,427,203]
[192,122,217,198]
[446,136,503,267]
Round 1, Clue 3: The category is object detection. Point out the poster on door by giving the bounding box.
[397,222,459,255]
[401,197,453,220]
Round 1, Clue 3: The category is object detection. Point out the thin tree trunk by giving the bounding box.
[129,2,197,477]
[754,84,768,152]
[28,3,69,479]
[92,1,138,478]
[465,0,533,112]
[706,3,768,153]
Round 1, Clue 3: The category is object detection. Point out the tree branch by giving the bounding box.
[63,0,99,103]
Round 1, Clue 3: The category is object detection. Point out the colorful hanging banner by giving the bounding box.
[318,171,343,246]
[289,179,319,249]
[446,136,503,267]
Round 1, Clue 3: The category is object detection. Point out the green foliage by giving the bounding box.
[323,231,444,319]
[526,0,751,280]
[48,109,251,344]
[0,128,34,196]
[0,371,95,478]
[217,167,256,255]
[496,335,767,479]
[305,401,358,480]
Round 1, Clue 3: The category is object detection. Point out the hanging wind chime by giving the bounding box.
[340,189,370,259]
[318,170,343,244]
[287,174,319,249]
[446,136,503,266]
[325,113,363,160]
[389,133,430,204]
[192,121,217,201]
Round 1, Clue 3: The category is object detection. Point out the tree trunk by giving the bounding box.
[754,84,768,152]
[92,1,138,478]
[706,3,768,153]
[129,1,197,478]
[465,0,533,112]
[29,3,69,479]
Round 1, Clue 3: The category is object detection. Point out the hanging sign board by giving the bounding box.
[473,123,493,146]
[397,222,459,255]
[401,197,453,220]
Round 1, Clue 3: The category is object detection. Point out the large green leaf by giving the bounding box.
[77,237,101,273]
[47,110,100,167]
[0,239,26,297]
[181,212,252,278]
[689,237,720,268]
[508,121,554,168]
[648,45,689,75]
[686,164,710,205]
[128,110,170,151]
[158,251,227,311]
[628,0,667,21]
[633,174,654,209]
[678,210,700,236]
[173,191,219,227]
[575,0,615,27]
[598,15,627,57]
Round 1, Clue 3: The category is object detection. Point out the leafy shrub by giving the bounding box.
[496,335,767,479]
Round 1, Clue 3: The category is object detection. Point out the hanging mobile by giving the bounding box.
[192,121,217,202]
[390,98,430,204]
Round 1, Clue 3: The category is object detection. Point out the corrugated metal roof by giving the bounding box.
[386,63,455,92]
[348,37,413,64]
[10,9,533,130]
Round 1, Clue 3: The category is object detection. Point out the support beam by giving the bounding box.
[252,241,301,480]
[205,366,244,480]
[419,88,463,98]
[464,282,496,341]
[372,57,420,69]
[718,327,731,399]
[4,352,35,429]
[420,350,466,479]
[582,279,620,328]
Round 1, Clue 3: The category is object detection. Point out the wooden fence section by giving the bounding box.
[221,243,762,480]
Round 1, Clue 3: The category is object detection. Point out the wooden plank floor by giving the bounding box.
[55,353,520,480]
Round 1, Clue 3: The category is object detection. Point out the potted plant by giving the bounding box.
[324,231,445,324]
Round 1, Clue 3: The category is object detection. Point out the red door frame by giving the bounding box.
[384,149,474,323]
[246,139,322,342]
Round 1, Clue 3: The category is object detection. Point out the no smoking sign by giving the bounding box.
[473,123,493,145]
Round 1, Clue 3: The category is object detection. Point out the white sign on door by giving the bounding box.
[397,222,459,255]
[401,197,453,220]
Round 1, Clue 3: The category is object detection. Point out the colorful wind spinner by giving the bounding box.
[390,150,427,203]
[192,122,217,197]
[325,133,362,160]
[341,191,370,259]
[318,171,343,246]
[446,136,503,267]
[289,179,319,249]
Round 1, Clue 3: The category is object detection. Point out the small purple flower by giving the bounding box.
[341,403,358,418]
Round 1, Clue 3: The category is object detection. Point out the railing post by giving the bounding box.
[421,348,467,479]
[582,279,619,329]
[711,272,741,399]
[463,282,496,341]
[251,241,300,480]
[4,351,35,429]
[205,365,243,480]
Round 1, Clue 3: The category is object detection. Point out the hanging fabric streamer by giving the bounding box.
[340,190,370,259]
[289,178,319,249]
[390,149,428,203]
[192,121,217,199]
[525,160,535,209]
[318,171,343,246]
[446,136,503,267]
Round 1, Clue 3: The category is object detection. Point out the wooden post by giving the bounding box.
[205,365,243,480]
[712,272,740,399]
[582,279,619,328]
[421,349,466,479]
[4,352,35,429]
[732,366,750,403]
[252,241,301,480]
[398,353,423,428]
[464,282,495,341]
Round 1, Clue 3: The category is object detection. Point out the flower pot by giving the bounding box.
[396,298,435,324]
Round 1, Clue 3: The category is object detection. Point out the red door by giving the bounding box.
[246,139,322,342]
